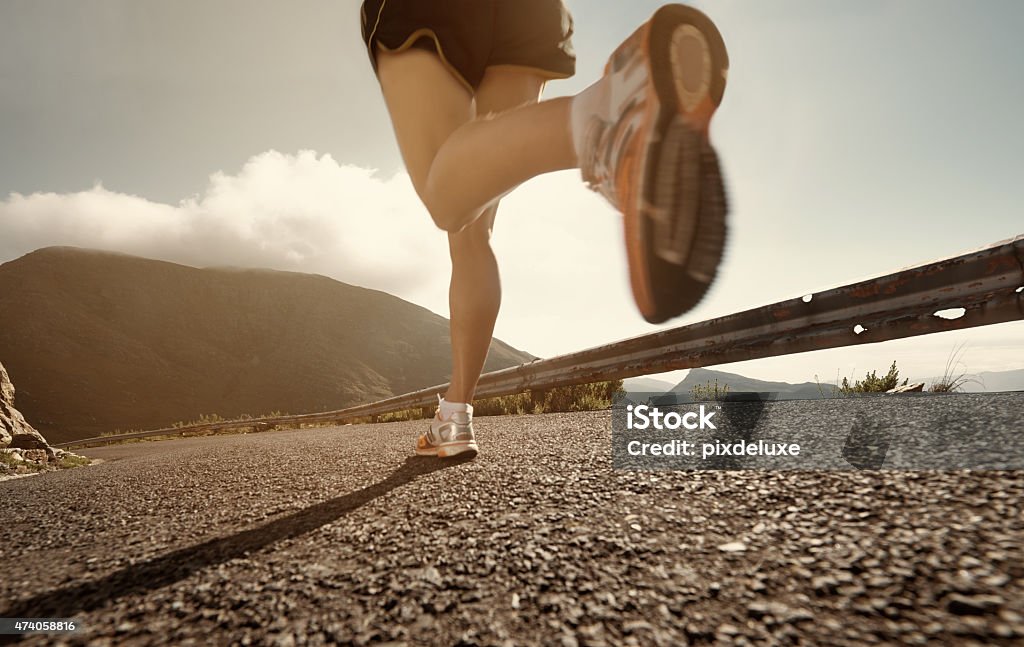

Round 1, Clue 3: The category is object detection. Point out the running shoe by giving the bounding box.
[580,4,730,324]
[415,404,478,458]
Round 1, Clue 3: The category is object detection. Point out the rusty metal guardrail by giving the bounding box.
[58,234,1024,449]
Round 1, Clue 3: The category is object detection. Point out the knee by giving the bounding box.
[432,213,466,234]
[424,197,471,234]
[418,179,474,233]
[448,225,493,264]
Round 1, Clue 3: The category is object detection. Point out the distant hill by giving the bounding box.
[0,247,533,442]
[672,367,1024,400]
[928,369,1024,393]
[623,376,676,395]
[672,368,824,400]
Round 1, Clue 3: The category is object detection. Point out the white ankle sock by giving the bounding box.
[438,397,473,421]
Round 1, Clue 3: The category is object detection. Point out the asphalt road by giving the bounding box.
[1,398,1022,645]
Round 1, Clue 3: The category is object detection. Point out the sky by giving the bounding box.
[1,0,1022,386]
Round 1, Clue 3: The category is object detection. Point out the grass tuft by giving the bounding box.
[929,342,980,393]
[57,453,91,469]
[840,361,907,394]
[690,379,730,402]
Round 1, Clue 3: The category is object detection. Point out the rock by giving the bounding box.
[812,575,839,594]
[1,448,24,462]
[21,449,48,464]
[717,623,741,636]
[8,433,49,450]
[622,620,654,634]
[418,566,443,587]
[946,594,1004,616]
[983,574,1010,588]
[747,601,814,624]
[718,541,747,553]
[785,608,816,622]
[747,601,775,619]
[1,361,49,449]
[887,382,924,394]
[0,361,84,466]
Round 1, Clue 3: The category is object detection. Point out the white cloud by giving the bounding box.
[0,150,451,301]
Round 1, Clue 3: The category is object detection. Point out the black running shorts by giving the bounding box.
[360,0,576,91]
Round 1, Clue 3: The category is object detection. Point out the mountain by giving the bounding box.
[970,369,1024,392]
[672,368,825,400]
[673,367,1024,400]
[931,369,1024,393]
[0,247,533,442]
[623,376,676,395]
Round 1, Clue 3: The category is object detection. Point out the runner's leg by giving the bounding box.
[378,49,578,234]
[375,49,549,406]
[445,66,546,404]
[375,47,475,199]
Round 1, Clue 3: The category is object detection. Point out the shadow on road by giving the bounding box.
[0,454,472,623]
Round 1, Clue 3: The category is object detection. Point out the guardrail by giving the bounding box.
[57,234,1024,449]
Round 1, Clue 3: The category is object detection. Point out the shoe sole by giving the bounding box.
[415,441,479,458]
[619,4,729,324]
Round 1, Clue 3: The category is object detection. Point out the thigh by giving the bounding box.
[376,47,474,197]
[475,65,546,117]
[451,65,546,243]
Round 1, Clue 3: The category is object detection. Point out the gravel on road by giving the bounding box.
[1,403,1021,646]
